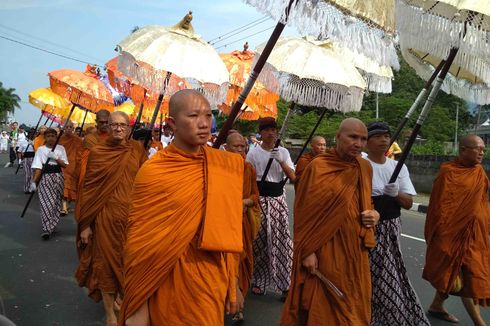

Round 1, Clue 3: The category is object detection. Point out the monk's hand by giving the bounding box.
[361,210,380,228]
[80,226,92,245]
[302,252,318,273]
[225,297,238,315]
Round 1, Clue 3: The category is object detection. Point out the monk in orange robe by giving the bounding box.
[281,118,379,325]
[75,111,146,326]
[121,89,244,326]
[33,125,47,151]
[295,136,327,185]
[59,121,82,215]
[225,132,261,322]
[424,134,490,325]
[150,128,164,151]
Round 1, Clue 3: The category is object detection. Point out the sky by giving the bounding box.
[0,0,297,125]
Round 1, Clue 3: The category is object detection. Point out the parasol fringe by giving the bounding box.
[402,48,490,105]
[243,0,399,70]
[118,52,229,107]
[278,74,364,112]
[396,1,490,85]
[360,72,392,94]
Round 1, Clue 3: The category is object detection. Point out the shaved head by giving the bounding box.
[65,121,75,135]
[310,136,327,156]
[109,111,130,124]
[95,109,110,134]
[167,89,212,153]
[169,89,209,118]
[225,132,246,156]
[458,134,485,166]
[336,118,367,161]
[96,109,110,120]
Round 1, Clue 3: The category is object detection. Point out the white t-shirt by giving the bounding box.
[364,156,416,197]
[17,140,34,153]
[160,134,173,148]
[246,145,294,182]
[32,145,69,169]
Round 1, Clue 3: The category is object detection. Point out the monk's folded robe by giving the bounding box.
[75,139,147,302]
[120,144,244,325]
[423,159,490,306]
[59,133,82,200]
[281,149,374,325]
[295,152,314,181]
[237,161,261,297]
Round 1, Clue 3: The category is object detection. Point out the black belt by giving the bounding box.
[43,164,62,174]
[372,195,401,221]
[257,181,283,197]
[24,152,34,158]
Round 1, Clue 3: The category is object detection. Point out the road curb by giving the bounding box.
[410,203,428,214]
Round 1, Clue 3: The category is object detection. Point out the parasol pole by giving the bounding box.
[79,108,89,136]
[213,0,296,148]
[387,48,458,185]
[389,60,445,146]
[143,72,172,149]
[48,119,55,128]
[233,105,249,123]
[159,112,163,140]
[21,103,77,218]
[260,102,295,183]
[129,102,144,139]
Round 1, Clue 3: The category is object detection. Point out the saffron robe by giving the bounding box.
[423,159,490,306]
[281,150,374,325]
[59,133,82,200]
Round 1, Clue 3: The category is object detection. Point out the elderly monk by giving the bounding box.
[75,111,146,326]
[295,136,327,183]
[424,135,490,325]
[59,121,82,215]
[281,118,379,325]
[82,109,111,150]
[121,89,244,326]
[225,132,261,322]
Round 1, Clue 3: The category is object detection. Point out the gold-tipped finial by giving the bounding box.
[175,11,194,31]
[243,42,249,52]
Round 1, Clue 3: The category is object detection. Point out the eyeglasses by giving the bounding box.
[110,123,129,130]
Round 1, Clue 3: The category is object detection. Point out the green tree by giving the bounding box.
[0,82,21,124]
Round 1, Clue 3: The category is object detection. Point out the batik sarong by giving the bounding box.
[369,217,430,326]
[23,157,34,193]
[252,194,293,293]
[38,172,64,234]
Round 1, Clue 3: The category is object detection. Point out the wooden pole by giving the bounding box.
[143,72,171,149]
[79,109,89,136]
[129,102,144,139]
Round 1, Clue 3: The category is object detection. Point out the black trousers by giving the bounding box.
[9,146,17,164]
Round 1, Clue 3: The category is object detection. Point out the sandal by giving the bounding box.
[428,310,459,323]
[60,209,68,216]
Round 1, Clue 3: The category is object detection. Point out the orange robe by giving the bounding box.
[295,152,315,188]
[59,133,82,200]
[281,150,374,325]
[120,144,244,325]
[237,161,261,297]
[423,159,490,306]
[33,135,44,151]
[75,139,147,301]
[150,139,164,151]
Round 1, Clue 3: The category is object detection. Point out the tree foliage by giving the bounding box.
[0,82,21,124]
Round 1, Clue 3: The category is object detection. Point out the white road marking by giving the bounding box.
[401,233,426,243]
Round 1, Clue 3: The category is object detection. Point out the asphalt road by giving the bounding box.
[0,152,488,325]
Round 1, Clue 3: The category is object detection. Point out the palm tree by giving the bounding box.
[0,82,21,123]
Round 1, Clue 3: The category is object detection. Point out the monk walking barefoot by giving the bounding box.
[424,135,490,326]
[121,89,244,325]
[75,111,147,326]
[281,118,379,325]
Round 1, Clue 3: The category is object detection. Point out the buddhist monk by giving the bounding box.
[121,89,244,325]
[33,125,47,151]
[75,111,146,326]
[59,121,82,215]
[280,118,379,325]
[225,132,261,322]
[83,109,111,150]
[295,136,326,183]
[424,135,490,325]
[150,128,164,151]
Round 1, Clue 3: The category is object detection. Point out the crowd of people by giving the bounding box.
[1,89,489,325]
